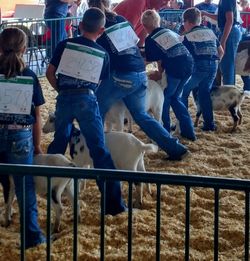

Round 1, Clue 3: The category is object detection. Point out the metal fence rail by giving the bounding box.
[0,163,249,261]
[0,11,249,78]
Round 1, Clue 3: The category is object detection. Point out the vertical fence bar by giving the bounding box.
[20,175,25,261]
[100,179,106,261]
[245,190,249,261]
[214,188,219,261]
[128,182,133,261]
[73,178,79,261]
[185,186,190,261]
[46,177,51,261]
[156,183,161,261]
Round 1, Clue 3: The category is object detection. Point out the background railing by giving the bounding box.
[0,11,249,77]
[0,163,249,261]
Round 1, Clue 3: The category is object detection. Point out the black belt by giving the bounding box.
[59,88,95,96]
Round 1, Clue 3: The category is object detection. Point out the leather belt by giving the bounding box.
[59,88,95,96]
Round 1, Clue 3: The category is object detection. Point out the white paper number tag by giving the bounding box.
[105,21,139,52]
[57,42,105,84]
[152,29,181,50]
[0,75,33,115]
[186,28,217,42]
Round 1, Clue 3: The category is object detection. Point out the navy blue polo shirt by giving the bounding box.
[183,25,220,61]
[97,14,145,73]
[195,2,218,13]
[0,67,45,125]
[145,27,194,79]
[217,0,237,30]
[44,0,68,18]
[50,36,110,91]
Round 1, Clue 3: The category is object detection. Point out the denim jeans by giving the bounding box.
[220,25,242,85]
[0,128,45,249]
[182,60,218,130]
[163,74,196,140]
[97,71,188,159]
[47,93,126,215]
[45,18,67,59]
[242,76,250,91]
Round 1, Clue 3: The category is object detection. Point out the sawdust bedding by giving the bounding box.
[0,76,249,261]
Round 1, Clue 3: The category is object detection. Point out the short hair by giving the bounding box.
[81,7,105,33]
[183,7,201,25]
[141,9,161,28]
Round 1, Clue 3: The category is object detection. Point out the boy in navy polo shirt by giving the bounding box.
[88,0,189,161]
[141,9,196,141]
[181,7,224,131]
[46,8,126,216]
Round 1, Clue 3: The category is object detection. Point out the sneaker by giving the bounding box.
[165,150,190,161]
[181,133,196,141]
[201,125,217,132]
[244,90,250,97]
[23,234,46,250]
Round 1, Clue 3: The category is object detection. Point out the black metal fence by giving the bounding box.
[0,163,249,261]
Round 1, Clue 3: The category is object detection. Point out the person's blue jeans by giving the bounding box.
[97,71,188,159]
[220,25,242,85]
[162,74,196,140]
[182,60,218,130]
[242,76,250,91]
[0,128,45,249]
[47,92,126,215]
[45,18,67,59]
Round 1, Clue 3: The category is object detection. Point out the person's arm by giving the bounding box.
[201,10,218,21]
[217,45,224,60]
[33,106,43,155]
[46,64,58,91]
[220,11,234,51]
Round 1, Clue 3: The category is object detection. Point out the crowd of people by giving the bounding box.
[0,0,249,250]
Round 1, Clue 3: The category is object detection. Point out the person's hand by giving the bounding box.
[220,39,226,52]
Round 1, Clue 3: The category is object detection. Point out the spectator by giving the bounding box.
[160,0,184,33]
[69,0,88,36]
[239,0,250,32]
[202,0,242,85]
[0,28,46,249]
[114,0,169,47]
[195,0,218,33]
[239,0,250,96]
[44,0,74,59]
[46,8,127,215]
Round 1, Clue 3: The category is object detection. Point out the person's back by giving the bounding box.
[88,0,190,161]
[46,7,126,215]
[181,7,223,131]
[97,13,145,73]
[195,0,217,14]
[0,27,46,249]
[114,0,168,46]
[142,9,196,140]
